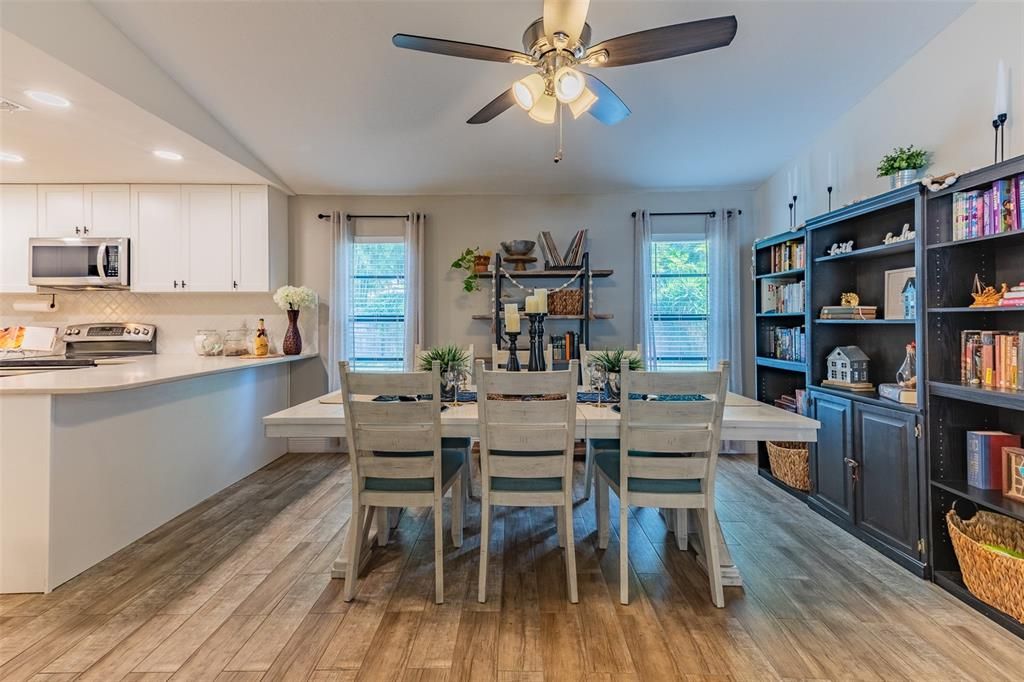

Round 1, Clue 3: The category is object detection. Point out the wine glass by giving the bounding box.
[591,364,608,409]
[444,363,460,407]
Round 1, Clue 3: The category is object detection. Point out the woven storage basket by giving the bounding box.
[549,289,583,316]
[766,441,810,491]
[946,507,1024,623]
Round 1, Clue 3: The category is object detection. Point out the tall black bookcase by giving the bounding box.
[923,155,1024,638]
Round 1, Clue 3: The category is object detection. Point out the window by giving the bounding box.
[650,237,709,370]
[347,237,406,371]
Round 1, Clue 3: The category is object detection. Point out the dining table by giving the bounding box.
[263,390,820,587]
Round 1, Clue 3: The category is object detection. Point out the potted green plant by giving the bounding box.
[450,247,490,292]
[590,348,643,401]
[876,145,929,189]
[418,344,471,400]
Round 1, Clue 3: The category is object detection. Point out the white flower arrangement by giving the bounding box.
[274,285,317,311]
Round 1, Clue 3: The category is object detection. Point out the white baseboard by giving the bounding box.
[288,437,342,453]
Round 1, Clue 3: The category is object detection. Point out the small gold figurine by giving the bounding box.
[841,292,860,307]
[969,274,1007,308]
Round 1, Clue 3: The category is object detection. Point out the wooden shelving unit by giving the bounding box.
[751,228,809,499]
[923,155,1024,638]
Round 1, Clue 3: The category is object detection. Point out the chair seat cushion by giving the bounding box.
[442,437,472,451]
[594,450,702,494]
[488,450,565,493]
[364,448,465,492]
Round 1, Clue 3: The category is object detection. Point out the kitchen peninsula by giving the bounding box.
[0,353,314,593]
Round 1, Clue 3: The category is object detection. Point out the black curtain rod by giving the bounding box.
[316,213,412,221]
[630,210,742,218]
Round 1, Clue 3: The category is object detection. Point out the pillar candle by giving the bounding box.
[827,152,836,187]
[535,288,548,313]
[995,59,1008,117]
[504,303,520,332]
[525,295,537,313]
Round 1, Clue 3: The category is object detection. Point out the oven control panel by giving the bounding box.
[63,323,156,341]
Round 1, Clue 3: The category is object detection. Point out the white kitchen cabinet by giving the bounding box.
[130,185,183,292]
[37,185,84,237]
[0,185,38,293]
[232,185,271,291]
[182,185,233,292]
[84,185,130,237]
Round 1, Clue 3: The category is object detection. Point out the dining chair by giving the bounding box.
[594,360,729,606]
[339,360,466,603]
[475,359,579,603]
[578,344,643,499]
[490,342,552,370]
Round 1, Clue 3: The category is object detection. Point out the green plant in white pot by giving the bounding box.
[418,344,471,401]
[590,348,644,401]
[876,146,929,189]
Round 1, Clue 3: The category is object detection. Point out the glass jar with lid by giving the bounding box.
[223,329,249,356]
[194,330,224,356]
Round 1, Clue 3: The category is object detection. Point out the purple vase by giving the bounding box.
[283,308,302,355]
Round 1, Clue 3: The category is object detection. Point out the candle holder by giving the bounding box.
[993,113,1008,163]
[505,332,521,371]
[526,313,547,371]
[792,195,798,226]
[827,186,833,212]
[788,202,794,228]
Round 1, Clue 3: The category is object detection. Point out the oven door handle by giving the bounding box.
[96,242,110,283]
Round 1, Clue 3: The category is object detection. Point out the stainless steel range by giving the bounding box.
[0,323,157,373]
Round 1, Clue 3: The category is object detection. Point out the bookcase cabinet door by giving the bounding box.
[808,391,855,523]
[854,403,922,561]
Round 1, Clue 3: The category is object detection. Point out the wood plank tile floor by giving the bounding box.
[2,452,1022,681]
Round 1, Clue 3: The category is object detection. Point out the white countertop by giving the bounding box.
[0,353,316,395]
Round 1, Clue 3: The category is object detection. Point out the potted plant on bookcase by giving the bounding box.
[877,145,929,189]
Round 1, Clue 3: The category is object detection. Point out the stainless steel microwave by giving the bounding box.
[28,237,130,289]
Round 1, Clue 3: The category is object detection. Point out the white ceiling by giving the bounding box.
[0,29,270,185]
[10,1,970,195]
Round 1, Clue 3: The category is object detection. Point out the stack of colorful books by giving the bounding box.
[819,306,877,320]
[999,282,1024,307]
[761,279,805,313]
[765,325,805,362]
[951,176,1022,241]
[769,239,805,272]
[961,330,1023,389]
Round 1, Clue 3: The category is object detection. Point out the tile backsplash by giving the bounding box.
[0,291,318,356]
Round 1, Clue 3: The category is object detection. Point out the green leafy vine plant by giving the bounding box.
[876,145,929,177]
[451,247,481,292]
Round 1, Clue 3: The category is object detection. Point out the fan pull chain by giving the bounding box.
[554,103,564,163]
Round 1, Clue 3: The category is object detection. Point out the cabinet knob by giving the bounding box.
[173,280,179,288]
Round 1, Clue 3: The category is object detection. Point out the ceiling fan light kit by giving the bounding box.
[393,1,737,159]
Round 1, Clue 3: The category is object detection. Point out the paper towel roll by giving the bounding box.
[13,299,58,313]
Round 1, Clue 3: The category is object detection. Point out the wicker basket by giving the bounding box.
[766,441,810,491]
[946,507,1024,623]
[549,289,583,316]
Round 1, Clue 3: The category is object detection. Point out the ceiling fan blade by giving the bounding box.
[587,16,737,67]
[392,34,530,63]
[543,0,590,45]
[467,89,516,124]
[583,73,630,125]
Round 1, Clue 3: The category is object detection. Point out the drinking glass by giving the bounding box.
[591,364,608,409]
[444,364,460,407]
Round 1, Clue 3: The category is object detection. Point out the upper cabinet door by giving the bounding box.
[0,185,39,293]
[38,185,84,237]
[231,186,269,291]
[182,185,233,292]
[84,185,130,237]
[131,185,182,292]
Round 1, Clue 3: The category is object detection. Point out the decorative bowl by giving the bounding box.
[501,240,536,256]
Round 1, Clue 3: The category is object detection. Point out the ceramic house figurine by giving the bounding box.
[902,277,917,319]
[826,346,870,384]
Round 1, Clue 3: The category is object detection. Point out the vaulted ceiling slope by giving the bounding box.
[14,1,971,195]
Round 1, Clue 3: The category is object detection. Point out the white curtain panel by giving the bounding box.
[327,211,354,391]
[633,210,658,370]
[404,212,426,370]
[707,209,746,452]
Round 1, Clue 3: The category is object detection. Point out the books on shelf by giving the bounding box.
[761,279,805,313]
[765,325,805,363]
[960,330,1023,389]
[966,431,1021,489]
[537,229,588,267]
[819,306,877,320]
[951,175,1022,241]
[878,382,916,404]
[821,379,875,392]
[769,239,805,272]
[998,283,1024,307]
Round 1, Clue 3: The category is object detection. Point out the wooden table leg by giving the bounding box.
[331,508,401,579]
[660,507,742,587]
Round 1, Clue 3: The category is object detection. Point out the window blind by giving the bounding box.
[650,238,709,370]
[347,237,406,371]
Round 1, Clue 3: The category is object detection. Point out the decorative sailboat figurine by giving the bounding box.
[969,274,1007,308]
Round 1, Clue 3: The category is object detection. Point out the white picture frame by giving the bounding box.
[883,266,916,320]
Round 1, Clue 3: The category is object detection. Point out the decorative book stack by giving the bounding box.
[820,305,877,320]
[952,175,1022,240]
[769,239,805,272]
[960,330,1023,389]
[762,279,805,313]
[966,431,1022,489]
[878,383,916,404]
[998,282,1024,307]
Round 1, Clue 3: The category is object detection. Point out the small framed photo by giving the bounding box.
[884,267,917,320]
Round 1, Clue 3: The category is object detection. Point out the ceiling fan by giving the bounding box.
[393,0,737,136]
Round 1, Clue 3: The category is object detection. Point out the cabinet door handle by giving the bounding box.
[233,280,238,290]
[75,226,81,235]
[181,280,187,289]
[173,280,179,289]
[843,457,860,484]
[83,226,89,234]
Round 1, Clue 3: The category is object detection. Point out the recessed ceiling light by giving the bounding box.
[0,152,25,163]
[153,150,183,161]
[24,90,71,108]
